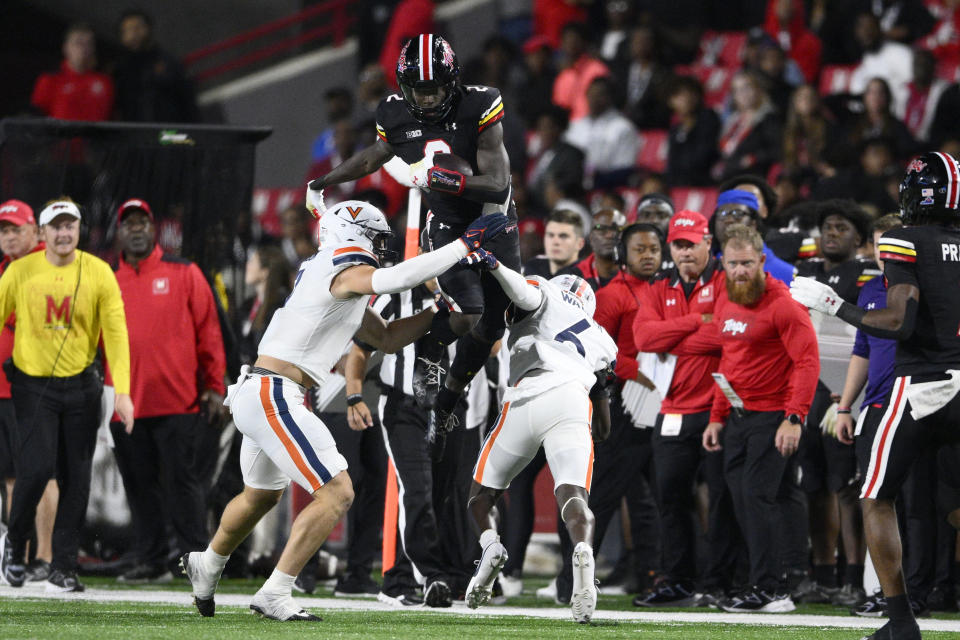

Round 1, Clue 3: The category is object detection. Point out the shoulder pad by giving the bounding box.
[876,227,917,264]
[329,244,379,269]
[462,85,504,132]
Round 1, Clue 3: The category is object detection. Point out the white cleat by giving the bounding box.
[249,590,322,621]
[465,540,508,609]
[570,542,598,624]
[180,552,220,617]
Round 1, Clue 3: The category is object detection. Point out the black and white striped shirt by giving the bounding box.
[368,285,453,397]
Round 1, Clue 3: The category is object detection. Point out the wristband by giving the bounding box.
[428,167,465,195]
[346,394,364,407]
[836,407,851,414]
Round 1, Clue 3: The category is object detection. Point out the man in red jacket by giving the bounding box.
[632,210,736,607]
[0,200,53,584]
[110,198,226,583]
[30,23,114,122]
[703,225,819,613]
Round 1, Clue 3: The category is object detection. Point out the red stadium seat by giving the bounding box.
[937,60,960,82]
[818,64,857,95]
[670,186,719,217]
[252,187,299,237]
[698,30,747,69]
[636,129,669,174]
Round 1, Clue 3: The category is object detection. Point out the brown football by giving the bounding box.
[432,152,473,176]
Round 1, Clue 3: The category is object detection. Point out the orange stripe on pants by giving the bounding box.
[259,377,321,491]
[585,400,594,492]
[474,401,511,484]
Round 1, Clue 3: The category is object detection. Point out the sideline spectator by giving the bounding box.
[782,84,840,187]
[632,193,674,235]
[31,24,114,121]
[0,201,55,584]
[612,24,673,130]
[703,224,819,613]
[902,49,950,144]
[865,0,935,45]
[523,209,586,278]
[114,10,197,123]
[378,0,435,89]
[308,88,354,169]
[552,22,610,122]
[848,78,916,165]
[633,210,737,607]
[516,36,558,129]
[110,199,226,584]
[565,76,639,189]
[238,245,291,367]
[0,198,134,592]
[526,106,585,216]
[714,71,783,183]
[575,208,624,290]
[711,189,797,285]
[279,207,317,271]
[666,76,720,187]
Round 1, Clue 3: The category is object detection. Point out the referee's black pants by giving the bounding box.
[8,366,101,572]
[724,410,792,593]
[379,391,453,588]
[653,410,738,590]
[110,413,208,567]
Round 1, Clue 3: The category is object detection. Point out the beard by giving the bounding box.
[726,270,766,306]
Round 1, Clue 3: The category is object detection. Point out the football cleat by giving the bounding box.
[412,356,445,408]
[424,579,452,608]
[465,539,508,609]
[180,553,219,617]
[570,542,598,623]
[249,591,322,621]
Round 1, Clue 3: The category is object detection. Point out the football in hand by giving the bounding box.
[432,152,473,176]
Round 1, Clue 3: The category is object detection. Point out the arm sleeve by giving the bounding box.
[776,298,821,418]
[188,264,226,395]
[371,240,468,294]
[97,263,131,395]
[490,264,544,311]
[594,289,639,381]
[30,75,52,114]
[632,285,703,352]
[669,321,722,356]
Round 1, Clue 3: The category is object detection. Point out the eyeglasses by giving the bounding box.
[717,208,753,220]
[592,224,621,234]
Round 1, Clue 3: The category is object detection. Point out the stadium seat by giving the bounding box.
[818,64,857,95]
[636,129,669,174]
[252,187,298,237]
[697,30,747,69]
[670,187,719,217]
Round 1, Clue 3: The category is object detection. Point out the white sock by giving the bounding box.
[479,528,499,550]
[202,546,230,573]
[574,541,593,556]
[261,569,296,595]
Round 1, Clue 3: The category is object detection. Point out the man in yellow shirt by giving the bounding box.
[0,198,133,593]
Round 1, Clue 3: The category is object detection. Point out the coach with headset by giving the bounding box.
[0,197,133,593]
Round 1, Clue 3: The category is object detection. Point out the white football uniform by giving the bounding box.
[473,276,618,491]
[225,242,378,493]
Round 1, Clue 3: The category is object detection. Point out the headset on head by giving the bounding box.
[616,222,665,267]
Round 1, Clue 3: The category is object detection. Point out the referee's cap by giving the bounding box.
[38,200,81,226]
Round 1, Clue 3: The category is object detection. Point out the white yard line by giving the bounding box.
[2,586,960,632]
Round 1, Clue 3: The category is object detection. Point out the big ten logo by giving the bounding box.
[45,295,72,327]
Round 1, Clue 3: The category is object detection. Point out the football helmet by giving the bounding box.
[899,151,960,225]
[551,274,596,317]
[396,34,460,123]
[318,200,397,265]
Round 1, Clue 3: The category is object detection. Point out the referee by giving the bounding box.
[0,198,133,592]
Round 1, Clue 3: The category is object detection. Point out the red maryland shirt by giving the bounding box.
[30,61,114,121]
[708,273,820,423]
[632,259,724,414]
[595,270,650,382]
[0,243,46,399]
[114,245,225,418]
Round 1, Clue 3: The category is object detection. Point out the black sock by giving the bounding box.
[886,594,914,623]
[436,385,461,413]
[844,563,864,588]
[448,332,495,383]
[813,564,836,587]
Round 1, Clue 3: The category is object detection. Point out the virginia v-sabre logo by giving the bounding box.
[722,318,747,335]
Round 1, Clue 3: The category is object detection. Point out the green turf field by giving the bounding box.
[1,578,959,639]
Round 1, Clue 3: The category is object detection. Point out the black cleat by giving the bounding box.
[424,579,452,608]
[180,553,217,617]
[412,356,445,408]
[860,619,921,640]
[426,406,459,462]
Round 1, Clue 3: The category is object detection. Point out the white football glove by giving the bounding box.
[789,276,844,316]
[409,157,433,190]
[305,181,326,219]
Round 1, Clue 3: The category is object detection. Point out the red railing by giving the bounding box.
[184,0,356,84]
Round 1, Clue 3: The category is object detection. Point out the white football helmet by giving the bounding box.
[550,274,596,317]
[318,199,397,264]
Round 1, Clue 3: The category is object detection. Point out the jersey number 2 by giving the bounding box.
[554,319,590,357]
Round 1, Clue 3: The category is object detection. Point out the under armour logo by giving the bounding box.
[438,222,450,230]
[666,299,677,306]
[828,275,840,284]
[867,303,876,310]
[825,297,837,305]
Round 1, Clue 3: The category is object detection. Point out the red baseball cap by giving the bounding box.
[666,209,709,244]
[522,35,552,55]
[0,200,36,226]
[117,198,154,223]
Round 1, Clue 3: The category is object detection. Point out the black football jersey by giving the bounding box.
[877,225,960,375]
[375,85,506,225]
[797,256,882,304]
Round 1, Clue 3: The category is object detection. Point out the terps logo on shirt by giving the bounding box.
[722,318,748,335]
[152,277,170,295]
[45,295,72,326]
